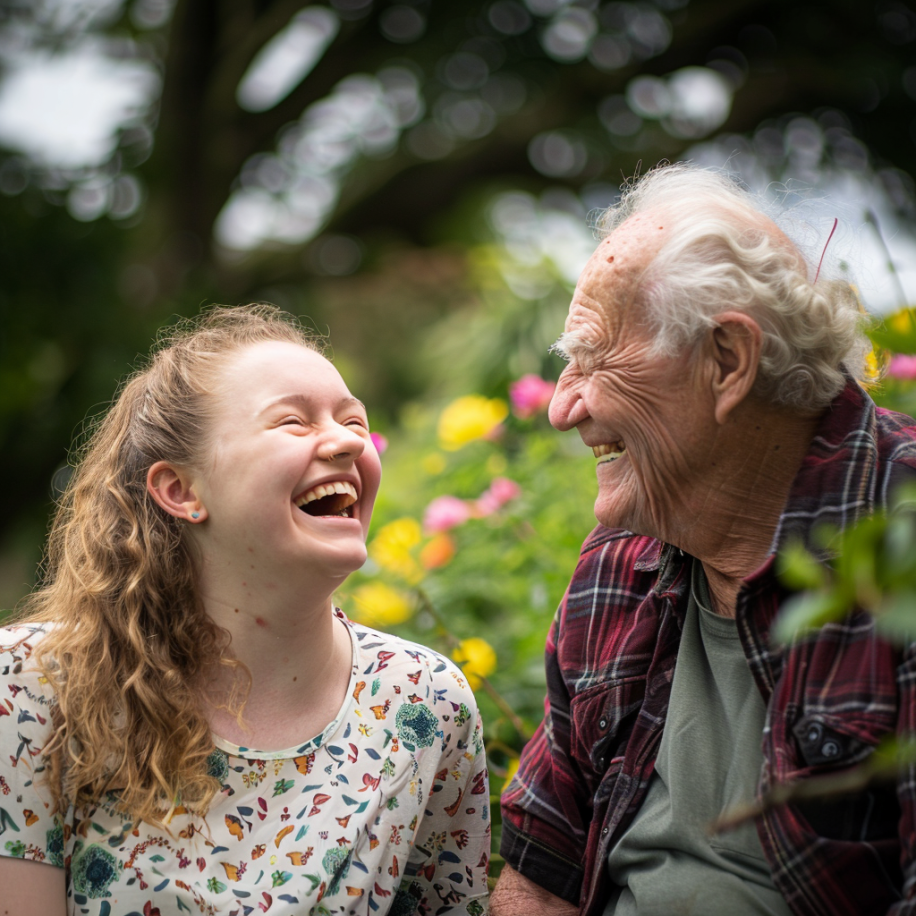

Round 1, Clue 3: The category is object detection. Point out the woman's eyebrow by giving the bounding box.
[258,394,366,415]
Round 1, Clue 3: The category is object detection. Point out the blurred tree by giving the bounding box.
[2,0,916,605]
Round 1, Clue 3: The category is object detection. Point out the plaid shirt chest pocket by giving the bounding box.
[786,697,899,845]
[569,676,647,796]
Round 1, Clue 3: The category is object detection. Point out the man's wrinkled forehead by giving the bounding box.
[577,210,671,320]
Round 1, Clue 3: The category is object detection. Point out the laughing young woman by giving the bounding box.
[0,305,489,916]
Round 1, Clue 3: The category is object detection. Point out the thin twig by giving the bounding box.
[415,588,531,742]
[711,740,916,835]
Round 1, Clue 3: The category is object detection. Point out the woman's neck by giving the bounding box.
[196,564,354,750]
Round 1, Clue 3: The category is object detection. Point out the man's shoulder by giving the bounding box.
[562,526,666,618]
[576,525,664,574]
[875,404,916,454]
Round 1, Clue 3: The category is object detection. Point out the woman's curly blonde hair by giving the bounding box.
[16,303,324,825]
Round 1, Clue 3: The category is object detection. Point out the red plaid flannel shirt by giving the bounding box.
[501,382,916,916]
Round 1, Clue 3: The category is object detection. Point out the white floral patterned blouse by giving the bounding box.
[0,614,490,915]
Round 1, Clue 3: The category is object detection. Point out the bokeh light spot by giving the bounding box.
[528,130,587,177]
[380,5,425,43]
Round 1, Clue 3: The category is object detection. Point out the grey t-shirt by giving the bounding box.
[604,560,792,916]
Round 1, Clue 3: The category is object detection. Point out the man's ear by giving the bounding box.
[146,461,207,522]
[708,311,762,425]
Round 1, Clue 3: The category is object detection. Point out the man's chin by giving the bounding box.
[594,499,628,531]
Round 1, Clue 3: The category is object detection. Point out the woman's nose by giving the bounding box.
[318,423,365,462]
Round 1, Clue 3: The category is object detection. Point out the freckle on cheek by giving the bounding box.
[606,255,615,263]
[255,617,268,628]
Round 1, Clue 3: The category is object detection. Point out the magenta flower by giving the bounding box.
[475,477,522,516]
[370,432,389,455]
[423,495,472,533]
[509,374,556,419]
[888,354,916,380]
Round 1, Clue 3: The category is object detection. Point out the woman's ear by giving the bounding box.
[708,311,762,425]
[147,461,207,522]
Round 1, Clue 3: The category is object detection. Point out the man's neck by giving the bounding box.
[673,402,821,618]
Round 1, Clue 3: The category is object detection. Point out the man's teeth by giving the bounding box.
[294,481,358,516]
[593,441,626,463]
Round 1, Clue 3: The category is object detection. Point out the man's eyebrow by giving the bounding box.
[258,394,367,415]
[549,330,598,361]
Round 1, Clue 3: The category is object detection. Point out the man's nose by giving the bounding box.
[548,373,588,431]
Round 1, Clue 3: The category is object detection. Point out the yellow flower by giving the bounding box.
[349,582,414,628]
[452,637,497,689]
[369,517,423,583]
[863,347,886,388]
[437,396,508,451]
[890,307,916,334]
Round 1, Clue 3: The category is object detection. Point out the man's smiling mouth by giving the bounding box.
[593,441,626,464]
[294,481,358,517]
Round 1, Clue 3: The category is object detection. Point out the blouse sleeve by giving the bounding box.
[401,683,490,915]
[0,627,65,869]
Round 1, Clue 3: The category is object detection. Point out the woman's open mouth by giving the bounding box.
[294,481,358,518]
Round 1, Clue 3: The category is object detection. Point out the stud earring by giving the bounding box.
[191,511,201,520]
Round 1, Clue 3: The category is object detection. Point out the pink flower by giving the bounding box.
[423,495,472,533]
[509,374,556,419]
[888,354,916,380]
[475,477,522,516]
[370,432,388,455]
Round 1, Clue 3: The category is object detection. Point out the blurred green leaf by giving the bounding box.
[867,312,916,356]
[772,591,849,644]
[875,590,916,645]
[777,541,828,591]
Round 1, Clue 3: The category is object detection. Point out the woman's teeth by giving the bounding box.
[593,442,626,464]
[295,481,358,517]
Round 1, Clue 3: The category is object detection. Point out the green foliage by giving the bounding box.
[774,485,916,646]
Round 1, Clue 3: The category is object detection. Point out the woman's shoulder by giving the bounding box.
[338,612,481,713]
[0,623,56,704]
[0,623,48,667]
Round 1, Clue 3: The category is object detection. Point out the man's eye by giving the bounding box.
[346,418,368,428]
[280,416,305,426]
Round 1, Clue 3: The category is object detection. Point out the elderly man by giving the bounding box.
[492,165,916,916]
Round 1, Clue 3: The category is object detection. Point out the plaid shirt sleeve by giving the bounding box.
[499,603,590,903]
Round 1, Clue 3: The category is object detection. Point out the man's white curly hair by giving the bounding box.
[595,164,871,412]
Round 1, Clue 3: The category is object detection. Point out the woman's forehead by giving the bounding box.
[214,341,350,404]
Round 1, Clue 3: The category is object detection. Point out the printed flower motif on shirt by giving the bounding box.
[71,844,121,898]
[322,845,351,895]
[206,749,229,782]
[47,821,65,867]
[4,839,26,857]
[395,702,438,750]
